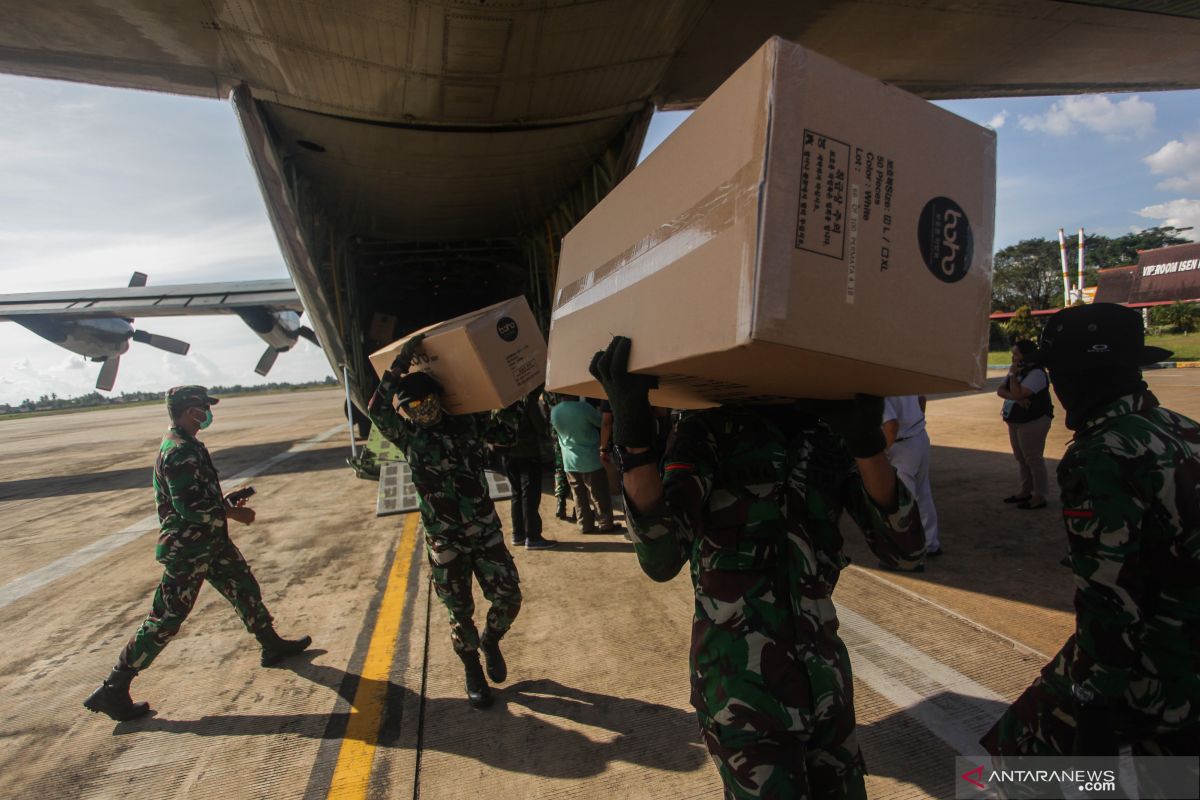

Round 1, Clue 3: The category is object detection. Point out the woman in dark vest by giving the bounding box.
[997,339,1054,509]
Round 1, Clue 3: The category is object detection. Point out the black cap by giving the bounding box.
[395,372,443,405]
[1037,303,1172,369]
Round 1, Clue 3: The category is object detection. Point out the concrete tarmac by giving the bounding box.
[1,375,1197,799]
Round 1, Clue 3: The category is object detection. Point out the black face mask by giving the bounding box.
[1050,365,1145,430]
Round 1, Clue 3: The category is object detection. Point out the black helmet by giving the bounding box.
[395,372,443,406]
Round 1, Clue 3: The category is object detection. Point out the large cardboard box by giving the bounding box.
[546,37,996,407]
[370,296,546,415]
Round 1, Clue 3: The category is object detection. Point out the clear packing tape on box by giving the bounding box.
[552,160,762,323]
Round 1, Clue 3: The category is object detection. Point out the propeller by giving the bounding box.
[254,346,280,376]
[299,326,319,345]
[93,330,190,391]
[96,358,120,392]
[131,328,190,355]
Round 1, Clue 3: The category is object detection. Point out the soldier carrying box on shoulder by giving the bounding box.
[368,334,539,709]
[589,336,925,800]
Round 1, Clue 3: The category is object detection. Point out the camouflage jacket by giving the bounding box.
[1059,390,1200,729]
[369,387,520,540]
[152,426,227,561]
[627,406,925,730]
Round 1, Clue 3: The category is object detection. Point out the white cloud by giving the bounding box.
[987,111,1009,129]
[1144,132,1200,193]
[1018,94,1156,139]
[0,75,337,404]
[1137,198,1200,239]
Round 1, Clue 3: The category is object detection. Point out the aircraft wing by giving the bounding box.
[0,279,302,320]
[2,1,1198,108]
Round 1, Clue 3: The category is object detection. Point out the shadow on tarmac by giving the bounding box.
[858,691,1012,799]
[842,443,1074,617]
[0,441,347,500]
[116,650,709,778]
[540,540,635,554]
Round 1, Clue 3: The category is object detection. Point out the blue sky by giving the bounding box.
[0,74,1197,404]
[644,91,1200,248]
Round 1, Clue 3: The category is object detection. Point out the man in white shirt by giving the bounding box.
[883,395,942,561]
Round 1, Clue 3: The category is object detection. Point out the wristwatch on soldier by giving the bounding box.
[614,445,657,472]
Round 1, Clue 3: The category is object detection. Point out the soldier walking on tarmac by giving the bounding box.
[84,385,311,722]
[368,334,533,709]
[982,303,1200,763]
[590,336,925,799]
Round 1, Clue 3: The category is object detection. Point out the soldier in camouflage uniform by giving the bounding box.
[981,303,1200,760]
[590,336,925,799]
[367,335,525,709]
[84,386,311,722]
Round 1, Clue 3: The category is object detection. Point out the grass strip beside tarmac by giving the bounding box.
[988,331,1200,365]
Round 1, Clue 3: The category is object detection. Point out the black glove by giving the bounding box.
[391,332,426,377]
[1072,699,1120,757]
[808,394,887,459]
[588,336,658,448]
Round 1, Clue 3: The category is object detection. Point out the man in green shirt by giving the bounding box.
[550,397,621,534]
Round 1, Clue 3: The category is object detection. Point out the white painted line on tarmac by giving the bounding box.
[839,605,1007,756]
[848,565,1050,660]
[0,424,345,610]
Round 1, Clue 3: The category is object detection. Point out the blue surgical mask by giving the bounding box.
[193,407,213,430]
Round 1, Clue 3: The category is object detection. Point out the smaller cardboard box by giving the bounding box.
[370,296,546,415]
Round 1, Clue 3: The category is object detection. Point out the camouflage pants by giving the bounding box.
[982,636,1200,758]
[426,525,522,654]
[552,437,570,500]
[693,604,867,800]
[701,715,867,800]
[119,535,273,670]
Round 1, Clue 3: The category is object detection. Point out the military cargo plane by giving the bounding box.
[0,271,315,390]
[1,1,1198,409]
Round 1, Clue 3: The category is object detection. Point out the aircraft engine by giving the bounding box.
[233,307,319,376]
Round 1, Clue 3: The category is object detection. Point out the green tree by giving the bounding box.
[992,239,1064,312]
[991,226,1193,312]
[1149,301,1199,334]
[1002,306,1043,344]
[1085,226,1191,268]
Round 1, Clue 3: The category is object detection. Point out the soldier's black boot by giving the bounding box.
[257,627,312,667]
[459,650,493,709]
[83,666,150,721]
[555,498,575,523]
[480,634,507,683]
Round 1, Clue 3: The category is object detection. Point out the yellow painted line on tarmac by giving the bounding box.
[327,512,421,799]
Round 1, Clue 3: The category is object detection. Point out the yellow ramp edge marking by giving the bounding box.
[327,512,420,799]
